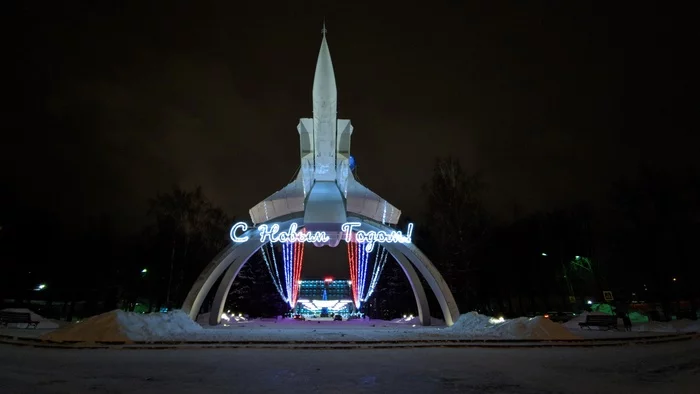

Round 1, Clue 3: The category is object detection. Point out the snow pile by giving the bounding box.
[450,311,493,332]
[42,310,203,343]
[562,311,613,330]
[1,308,60,329]
[449,312,580,340]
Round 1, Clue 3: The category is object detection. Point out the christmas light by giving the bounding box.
[283,242,294,307]
[347,239,371,308]
[260,242,287,303]
[340,222,413,252]
[282,230,306,308]
[363,245,388,301]
[347,240,358,307]
[357,241,369,301]
[230,221,414,253]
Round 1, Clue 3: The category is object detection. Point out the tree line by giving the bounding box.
[369,159,700,319]
[1,159,698,319]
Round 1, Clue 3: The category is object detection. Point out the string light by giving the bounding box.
[282,229,306,308]
[363,246,388,302]
[260,243,287,303]
[347,239,358,307]
[357,241,369,301]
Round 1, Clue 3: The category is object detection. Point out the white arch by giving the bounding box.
[182,215,457,326]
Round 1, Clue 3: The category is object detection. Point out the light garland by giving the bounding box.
[363,246,389,301]
[347,238,371,309]
[357,241,369,301]
[282,229,306,308]
[260,242,287,303]
[347,240,358,307]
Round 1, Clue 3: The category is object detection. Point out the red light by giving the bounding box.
[324,277,333,282]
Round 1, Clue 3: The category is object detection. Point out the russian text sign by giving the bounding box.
[230,221,413,252]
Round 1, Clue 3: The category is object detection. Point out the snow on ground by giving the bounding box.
[2,310,695,343]
[41,310,202,343]
[1,337,698,393]
[562,311,614,330]
[564,311,700,333]
[0,308,60,329]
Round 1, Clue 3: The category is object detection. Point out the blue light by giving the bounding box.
[349,155,356,171]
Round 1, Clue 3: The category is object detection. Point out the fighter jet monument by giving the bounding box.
[182,25,460,327]
[248,25,401,237]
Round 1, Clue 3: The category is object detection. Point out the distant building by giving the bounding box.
[295,278,354,316]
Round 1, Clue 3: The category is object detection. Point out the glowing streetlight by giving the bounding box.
[541,253,548,257]
[141,268,148,274]
[35,283,46,291]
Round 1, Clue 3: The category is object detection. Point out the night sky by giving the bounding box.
[4,1,692,238]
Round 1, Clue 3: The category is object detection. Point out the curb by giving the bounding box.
[0,333,696,350]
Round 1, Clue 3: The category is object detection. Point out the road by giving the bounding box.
[1,339,699,393]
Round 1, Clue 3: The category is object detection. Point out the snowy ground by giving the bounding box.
[2,316,694,343]
[1,339,698,393]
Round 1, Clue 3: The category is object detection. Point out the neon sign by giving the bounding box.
[229,221,413,252]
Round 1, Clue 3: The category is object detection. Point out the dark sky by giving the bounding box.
[4,1,692,237]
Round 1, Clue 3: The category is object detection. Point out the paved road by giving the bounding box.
[1,340,699,393]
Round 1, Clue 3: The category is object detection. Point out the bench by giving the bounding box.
[0,311,40,329]
[578,314,618,330]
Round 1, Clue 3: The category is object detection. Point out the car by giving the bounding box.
[333,314,343,321]
[293,314,305,321]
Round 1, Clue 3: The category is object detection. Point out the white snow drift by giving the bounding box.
[448,311,581,340]
[42,310,203,343]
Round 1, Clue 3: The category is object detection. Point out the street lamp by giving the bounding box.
[34,283,47,291]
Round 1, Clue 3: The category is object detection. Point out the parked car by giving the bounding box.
[333,314,343,321]
[293,314,306,321]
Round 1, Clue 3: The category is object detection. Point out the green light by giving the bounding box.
[141,268,148,273]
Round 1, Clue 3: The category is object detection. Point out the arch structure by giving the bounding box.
[181,214,460,326]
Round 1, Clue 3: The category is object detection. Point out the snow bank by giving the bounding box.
[42,310,203,343]
[1,308,59,329]
[449,312,580,340]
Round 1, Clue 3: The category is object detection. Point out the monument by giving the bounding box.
[182,25,459,326]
